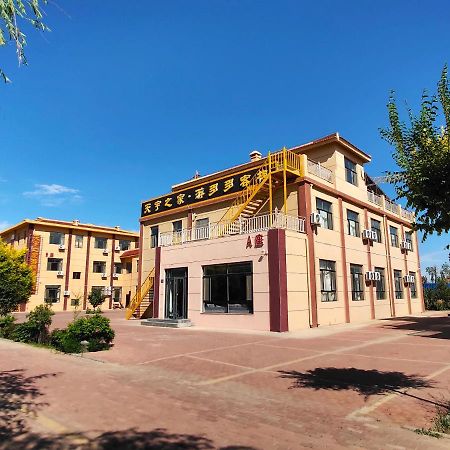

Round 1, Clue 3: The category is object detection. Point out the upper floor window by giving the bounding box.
[195,218,210,240]
[114,263,122,274]
[350,264,364,301]
[347,210,360,237]
[172,220,182,233]
[394,269,403,299]
[47,258,62,271]
[371,219,382,243]
[404,231,413,251]
[389,226,399,247]
[49,232,64,245]
[74,235,83,248]
[375,267,386,300]
[150,226,159,248]
[319,259,337,302]
[73,272,81,279]
[119,240,131,251]
[125,262,132,274]
[345,158,358,185]
[94,237,107,249]
[316,198,333,230]
[93,261,106,273]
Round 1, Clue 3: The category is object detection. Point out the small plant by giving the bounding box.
[414,400,450,438]
[12,304,54,344]
[50,329,83,354]
[88,289,105,313]
[0,315,16,339]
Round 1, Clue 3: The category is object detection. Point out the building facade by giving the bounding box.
[0,218,139,312]
[132,133,424,331]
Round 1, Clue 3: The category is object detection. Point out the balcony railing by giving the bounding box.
[385,199,400,215]
[400,207,415,221]
[307,159,333,183]
[367,190,382,206]
[159,211,306,247]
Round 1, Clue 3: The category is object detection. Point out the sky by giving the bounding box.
[0,0,449,269]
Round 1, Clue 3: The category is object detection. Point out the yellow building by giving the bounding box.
[0,218,139,312]
[131,133,424,331]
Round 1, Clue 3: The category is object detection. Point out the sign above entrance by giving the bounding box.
[246,234,264,249]
[141,166,263,218]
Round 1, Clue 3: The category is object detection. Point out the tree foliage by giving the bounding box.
[0,0,49,82]
[88,288,105,310]
[380,65,450,239]
[0,239,33,316]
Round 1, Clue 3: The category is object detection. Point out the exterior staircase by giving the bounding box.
[125,268,155,320]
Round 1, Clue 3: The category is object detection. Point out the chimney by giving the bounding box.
[250,150,262,162]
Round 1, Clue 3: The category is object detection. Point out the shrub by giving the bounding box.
[12,304,54,344]
[50,329,83,354]
[0,314,16,339]
[65,314,115,352]
[88,289,105,312]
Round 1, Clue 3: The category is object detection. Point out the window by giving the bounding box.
[74,235,83,248]
[316,198,333,230]
[405,231,413,251]
[172,220,182,232]
[350,264,364,301]
[195,218,209,240]
[73,272,81,279]
[45,285,61,303]
[150,226,159,248]
[319,259,337,302]
[114,263,122,274]
[91,286,104,296]
[371,219,382,243]
[93,261,106,273]
[389,226,399,247]
[374,267,386,300]
[119,240,131,251]
[49,232,64,245]
[347,210,360,237]
[345,158,358,185]
[394,270,403,299]
[47,258,62,271]
[410,271,417,298]
[94,237,107,249]
[125,262,132,274]
[203,262,253,314]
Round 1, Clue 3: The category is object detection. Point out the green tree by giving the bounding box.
[380,65,450,239]
[0,239,33,316]
[0,0,49,83]
[88,288,105,312]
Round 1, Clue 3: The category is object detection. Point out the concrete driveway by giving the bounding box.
[1,310,450,449]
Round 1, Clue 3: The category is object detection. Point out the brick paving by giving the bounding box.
[1,310,450,449]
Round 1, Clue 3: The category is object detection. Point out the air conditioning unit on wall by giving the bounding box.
[362,229,377,241]
[365,271,381,281]
[64,290,70,296]
[57,271,64,277]
[58,244,65,251]
[404,274,415,284]
[310,212,322,226]
[400,241,412,251]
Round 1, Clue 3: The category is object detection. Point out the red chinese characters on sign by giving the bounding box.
[246,234,264,249]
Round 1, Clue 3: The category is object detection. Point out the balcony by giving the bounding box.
[367,190,415,221]
[159,211,306,247]
[307,159,333,183]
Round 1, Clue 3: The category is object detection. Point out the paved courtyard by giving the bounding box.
[1,310,450,449]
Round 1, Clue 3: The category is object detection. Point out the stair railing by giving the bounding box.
[125,267,155,320]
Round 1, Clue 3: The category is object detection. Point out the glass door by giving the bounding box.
[165,268,188,319]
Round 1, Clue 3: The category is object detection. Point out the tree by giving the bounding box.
[88,288,105,311]
[0,0,49,83]
[380,65,450,240]
[0,239,34,316]
[426,266,438,284]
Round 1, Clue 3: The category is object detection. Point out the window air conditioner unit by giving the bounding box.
[103,286,112,296]
[101,272,108,279]
[58,244,65,251]
[365,271,381,281]
[400,241,412,251]
[404,274,415,284]
[57,271,64,277]
[114,245,121,251]
[103,249,109,255]
[113,273,119,279]
[310,212,322,226]
[362,229,377,241]
[64,290,70,296]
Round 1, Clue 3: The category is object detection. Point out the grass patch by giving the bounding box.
[414,400,450,439]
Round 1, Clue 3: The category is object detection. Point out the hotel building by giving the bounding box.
[0,218,139,312]
[132,133,424,331]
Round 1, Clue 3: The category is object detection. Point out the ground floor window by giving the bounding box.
[409,271,417,298]
[45,285,61,303]
[375,267,386,300]
[203,262,253,313]
[319,259,337,302]
[394,270,403,299]
[350,264,364,301]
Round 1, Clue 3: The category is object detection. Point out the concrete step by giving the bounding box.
[141,318,192,328]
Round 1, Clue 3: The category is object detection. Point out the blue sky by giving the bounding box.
[0,0,448,269]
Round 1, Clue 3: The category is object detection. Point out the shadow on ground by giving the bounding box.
[279,367,433,400]
[0,369,257,450]
[380,315,450,340]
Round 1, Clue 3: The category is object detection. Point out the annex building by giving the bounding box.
[0,218,139,312]
[131,133,424,331]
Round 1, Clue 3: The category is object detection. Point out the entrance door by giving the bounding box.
[165,268,188,319]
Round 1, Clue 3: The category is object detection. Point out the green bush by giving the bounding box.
[50,329,83,354]
[12,304,54,344]
[0,315,16,339]
[65,314,115,352]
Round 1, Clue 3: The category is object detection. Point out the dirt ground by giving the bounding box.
[1,310,450,449]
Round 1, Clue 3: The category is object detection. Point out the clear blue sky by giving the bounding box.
[0,0,448,269]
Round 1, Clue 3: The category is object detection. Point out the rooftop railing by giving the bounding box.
[159,210,306,247]
[367,190,382,206]
[385,199,400,215]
